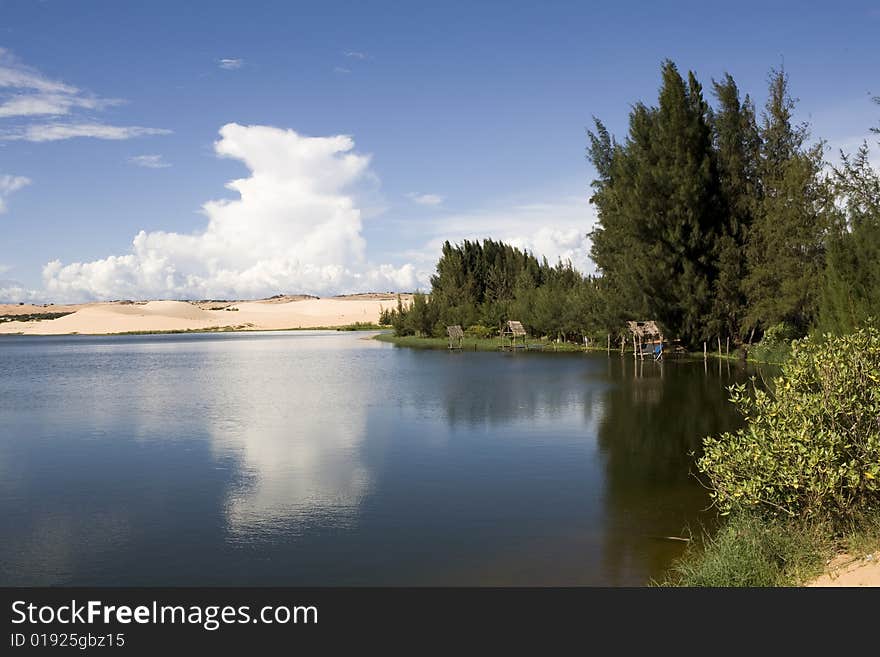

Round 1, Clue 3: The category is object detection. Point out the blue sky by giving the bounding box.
[1,0,878,302]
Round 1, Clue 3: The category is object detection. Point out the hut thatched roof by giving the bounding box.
[627,320,663,339]
[446,325,464,339]
[503,320,527,337]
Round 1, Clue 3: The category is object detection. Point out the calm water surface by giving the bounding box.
[0,331,760,585]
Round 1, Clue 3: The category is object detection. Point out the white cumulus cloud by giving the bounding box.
[0,174,31,213]
[218,58,244,70]
[0,280,38,303]
[396,196,598,281]
[42,123,419,302]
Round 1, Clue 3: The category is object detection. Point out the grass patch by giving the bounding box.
[105,326,252,335]
[372,333,590,352]
[688,344,790,365]
[663,513,830,586]
[334,322,386,331]
[743,341,791,365]
[662,511,880,586]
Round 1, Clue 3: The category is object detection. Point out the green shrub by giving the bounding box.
[698,325,880,520]
[761,321,799,345]
[465,324,495,339]
[378,305,393,326]
[747,322,798,363]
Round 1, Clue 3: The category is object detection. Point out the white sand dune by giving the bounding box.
[0,294,410,335]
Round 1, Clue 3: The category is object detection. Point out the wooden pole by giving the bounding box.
[703,341,707,361]
[726,336,730,357]
[632,334,637,359]
[717,336,722,359]
[620,335,625,354]
[607,334,610,354]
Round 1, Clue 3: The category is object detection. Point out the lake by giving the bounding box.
[0,331,760,585]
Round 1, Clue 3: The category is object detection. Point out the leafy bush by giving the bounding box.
[465,324,495,339]
[761,321,799,346]
[698,326,880,520]
[746,321,799,362]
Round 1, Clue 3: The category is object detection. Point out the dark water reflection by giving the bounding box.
[0,332,761,585]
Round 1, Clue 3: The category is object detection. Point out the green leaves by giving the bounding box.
[698,326,880,519]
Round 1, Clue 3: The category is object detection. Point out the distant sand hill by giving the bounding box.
[0,293,411,335]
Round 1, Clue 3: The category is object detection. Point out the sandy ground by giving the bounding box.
[0,294,410,335]
[808,551,880,587]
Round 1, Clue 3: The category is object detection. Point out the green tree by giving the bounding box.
[710,74,761,339]
[406,292,436,336]
[589,60,724,346]
[744,70,833,336]
[818,143,880,333]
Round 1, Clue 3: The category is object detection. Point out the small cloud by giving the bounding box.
[0,48,123,119]
[344,51,368,60]
[1,123,172,142]
[218,58,244,70]
[0,93,124,118]
[128,154,171,169]
[407,192,444,206]
[0,49,164,142]
[0,174,31,213]
[0,264,12,275]
[333,66,351,74]
[0,47,76,94]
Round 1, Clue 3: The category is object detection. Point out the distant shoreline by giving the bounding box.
[0,324,388,337]
[0,294,411,336]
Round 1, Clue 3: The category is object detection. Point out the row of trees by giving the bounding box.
[381,240,609,341]
[387,62,880,347]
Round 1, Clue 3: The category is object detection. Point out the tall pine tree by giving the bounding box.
[709,74,761,339]
[818,141,880,333]
[589,61,723,345]
[743,69,833,336]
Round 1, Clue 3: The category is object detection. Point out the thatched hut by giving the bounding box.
[446,324,464,350]
[627,320,664,360]
[500,320,527,350]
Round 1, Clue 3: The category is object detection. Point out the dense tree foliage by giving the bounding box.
[742,70,833,337]
[388,65,878,348]
[590,61,724,346]
[387,239,616,341]
[590,63,839,346]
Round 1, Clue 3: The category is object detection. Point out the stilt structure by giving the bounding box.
[500,320,527,351]
[627,320,664,362]
[446,325,464,350]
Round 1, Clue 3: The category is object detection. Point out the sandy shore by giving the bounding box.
[0,293,410,335]
[808,551,880,587]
